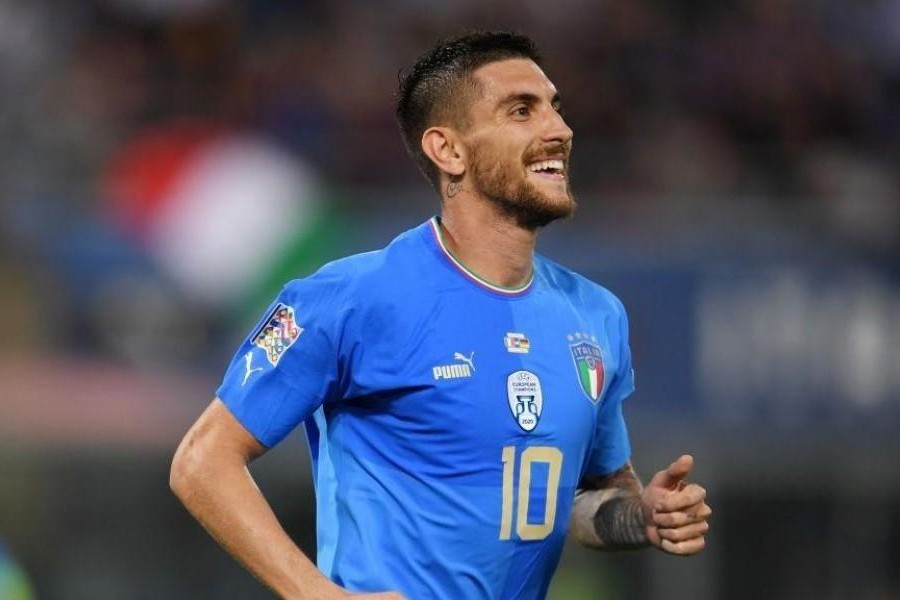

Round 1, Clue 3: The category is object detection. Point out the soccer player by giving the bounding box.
[170,31,711,599]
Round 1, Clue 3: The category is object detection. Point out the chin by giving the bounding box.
[504,188,576,230]
[473,163,576,228]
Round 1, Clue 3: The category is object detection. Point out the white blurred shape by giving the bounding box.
[842,276,892,409]
[148,136,318,307]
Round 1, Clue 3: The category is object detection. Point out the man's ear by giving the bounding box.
[421,126,466,178]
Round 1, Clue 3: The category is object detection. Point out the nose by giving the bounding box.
[542,107,573,146]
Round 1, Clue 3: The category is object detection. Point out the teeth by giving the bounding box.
[527,159,564,173]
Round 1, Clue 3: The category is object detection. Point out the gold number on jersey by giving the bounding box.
[499,445,563,541]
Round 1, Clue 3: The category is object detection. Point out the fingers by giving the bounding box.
[659,536,706,556]
[648,455,693,490]
[667,454,693,480]
[644,455,710,556]
[652,497,711,556]
[654,483,706,513]
[657,519,709,543]
[652,502,712,528]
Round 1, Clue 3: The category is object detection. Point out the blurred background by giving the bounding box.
[1,0,899,598]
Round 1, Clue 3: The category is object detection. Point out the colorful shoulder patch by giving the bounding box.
[252,303,303,366]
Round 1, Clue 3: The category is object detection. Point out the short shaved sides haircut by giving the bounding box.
[395,31,542,190]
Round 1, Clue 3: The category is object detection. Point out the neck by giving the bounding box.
[437,194,537,290]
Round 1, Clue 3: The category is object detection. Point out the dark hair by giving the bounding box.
[395,31,542,190]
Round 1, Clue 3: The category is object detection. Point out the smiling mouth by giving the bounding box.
[526,159,566,180]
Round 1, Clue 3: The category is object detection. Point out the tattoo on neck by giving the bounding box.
[446,177,462,198]
[593,494,649,550]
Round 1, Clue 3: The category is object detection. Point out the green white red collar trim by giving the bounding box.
[429,217,534,296]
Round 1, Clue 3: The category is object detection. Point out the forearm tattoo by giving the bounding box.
[592,494,647,550]
[569,462,649,551]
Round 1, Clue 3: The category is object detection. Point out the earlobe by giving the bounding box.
[422,127,466,178]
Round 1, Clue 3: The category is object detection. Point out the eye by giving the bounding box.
[512,105,530,118]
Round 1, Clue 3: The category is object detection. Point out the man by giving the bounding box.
[170,31,711,599]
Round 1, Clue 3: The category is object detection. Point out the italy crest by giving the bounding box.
[252,303,303,366]
[569,334,604,403]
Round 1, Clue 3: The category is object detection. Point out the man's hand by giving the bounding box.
[641,455,711,555]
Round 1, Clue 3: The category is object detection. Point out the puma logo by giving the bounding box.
[433,351,476,381]
[453,351,475,372]
[242,351,264,385]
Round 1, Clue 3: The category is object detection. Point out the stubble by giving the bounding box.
[469,142,575,230]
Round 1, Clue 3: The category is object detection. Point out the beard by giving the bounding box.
[469,142,576,230]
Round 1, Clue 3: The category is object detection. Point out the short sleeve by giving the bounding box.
[583,298,636,476]
[216,264,351,447]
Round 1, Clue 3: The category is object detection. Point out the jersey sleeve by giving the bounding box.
[216,263,353,448]
[583,298,636,476]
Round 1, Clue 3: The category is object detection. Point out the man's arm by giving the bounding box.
[170,399,339,598]
[569,461,650,550]
[170,399,403,599]
[569,456,711,555]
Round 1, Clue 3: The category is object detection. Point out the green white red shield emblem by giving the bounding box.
[569,340,604,403]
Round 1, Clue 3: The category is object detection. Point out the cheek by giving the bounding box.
[468,134,530,182]
[497,141,529,175]
[471,129,526,164]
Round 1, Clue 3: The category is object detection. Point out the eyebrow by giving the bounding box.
[497,91,562,111]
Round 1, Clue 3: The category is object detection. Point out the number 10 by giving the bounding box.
[499,445,563,541]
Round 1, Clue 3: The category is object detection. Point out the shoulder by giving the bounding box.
[282,223,427,307]
[535,254,628,317]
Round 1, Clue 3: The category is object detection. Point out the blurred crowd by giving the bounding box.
[1,0,899,364]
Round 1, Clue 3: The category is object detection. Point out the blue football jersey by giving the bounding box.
[217,217,635,599]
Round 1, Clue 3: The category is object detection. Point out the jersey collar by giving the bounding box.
[428,217,534,297]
